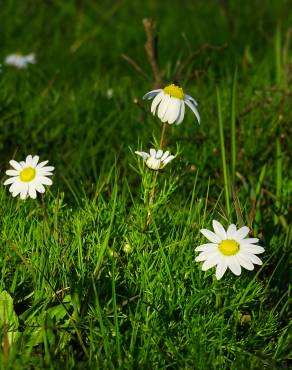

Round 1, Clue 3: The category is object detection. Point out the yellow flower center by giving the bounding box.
[19,167,36,182]
[218,239,240,256]
[163,84,184,100]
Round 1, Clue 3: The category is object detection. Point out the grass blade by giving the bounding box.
[216,86,230,217]
[231,67,237,182]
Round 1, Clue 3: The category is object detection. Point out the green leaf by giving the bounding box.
[0,290,19,344]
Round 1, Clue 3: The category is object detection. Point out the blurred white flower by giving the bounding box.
[4,155,54,200]
[135,148,175,170]
[195,220,265,280]
[4,53,36,69]
[106,88,113,99]
[143,83,200,125]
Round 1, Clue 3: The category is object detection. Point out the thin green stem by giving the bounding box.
[275,139,282,224]
[143,122,167,230]
[231,67,237,182]
[159,122,167,149]
[144,170,158,230]
[217,86,231,218]
[214,276,222,308]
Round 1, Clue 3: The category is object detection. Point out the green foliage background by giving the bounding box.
[0,0,291,369]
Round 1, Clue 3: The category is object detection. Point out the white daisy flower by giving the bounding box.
[135,148,175,170]
[195,220,265,280]
[4,155,54,200]
[4,53,36,69]
[143,83,200,125]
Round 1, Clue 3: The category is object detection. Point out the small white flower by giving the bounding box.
[143,83,200,125]
[195,220,265,280]
[106,88,113,99]
[4,53,36,69]
[4,155,54,200]
[135,148,175,170]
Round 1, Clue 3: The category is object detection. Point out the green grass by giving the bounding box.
[0,0,291,368]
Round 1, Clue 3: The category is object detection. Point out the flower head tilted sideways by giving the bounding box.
[4,155,54,200]
[195,220,265,280]
[143,83,200,125]
[4,53,36,69]
[135,148,175,170]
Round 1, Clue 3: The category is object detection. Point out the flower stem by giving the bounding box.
[215,290,222,308]
[159,122,167,149]
[143,122,168,230]
[214,275,222,308]
[144,171,158,229]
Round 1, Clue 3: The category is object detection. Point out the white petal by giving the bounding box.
[245,253,263,265]
[200,229,221,243]
[38,176,53,186]
[34,182,45,193]
[24,54,35,63]
[9,181,22,193]
[175,101,185,125]
[195,243,218,252]
[25,155,33,166]
[195,251,217,262]
[185,94,198,106]
[151,91,164,114]
[162,155,174,166]
[28,185,37,199]
[9,160,22,171]
[212,220,227,240]
[236,253,254,271]
[242,238,259,244]
[165,98,181,124]
[156,149,163,159]
[226,224,237,238]
[241,244,265,254]
[234,226,250,241]
[160,151,170,161]
[36,171,53,177]
[227,256,242,276]
[149,149,156,157]
[36,160,49,168]
[31,155,39,167]
[143,89,162,100]
[19,183,29,199]
[6,169,19,176]
[216,259,227,280]
[37,166,54,173]
[4,177,18,185]
[202,254,219,271]
[184,99,201,124]
[10,183,24,197]
[9,188,21,197]
[158,94,171,120]
[135,151,148,160]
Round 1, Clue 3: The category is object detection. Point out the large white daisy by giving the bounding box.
[4,155,54,200]
[4,53,36,69]
[135,148,175,170]
[143,83,200,125]
[195,220,265,280]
